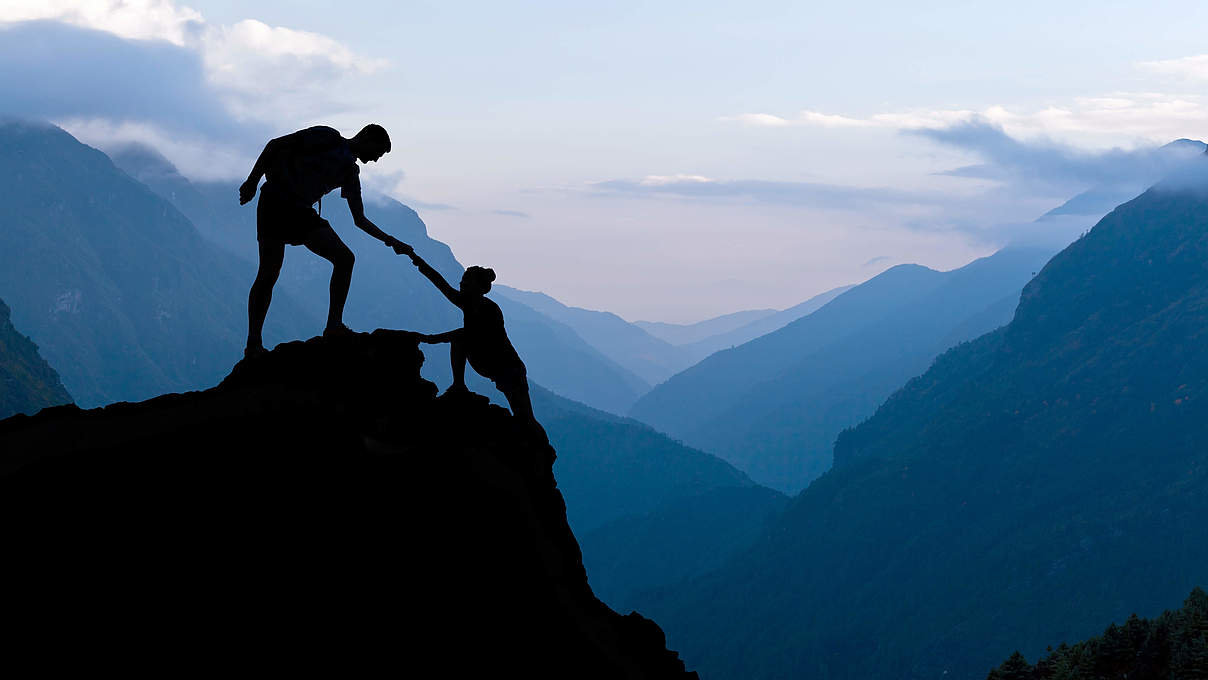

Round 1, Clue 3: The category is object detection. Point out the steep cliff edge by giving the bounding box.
[0,330,696,678]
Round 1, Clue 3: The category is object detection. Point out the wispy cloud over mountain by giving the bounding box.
[591,175,942,211]
[1,0,384,119]
[0,0,388,178]
[911,120,1204,189]
[722,94,1208,145]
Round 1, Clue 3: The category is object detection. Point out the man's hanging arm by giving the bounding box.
[239,136,292,204]
[347,192,412,254]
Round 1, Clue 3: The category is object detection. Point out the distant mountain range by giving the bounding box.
[631,246,1056,491]
[663,285,855,364]
[636,308,778,346]
[0,296,71,419]
[640,162,1208,680]
[495,286,694,386]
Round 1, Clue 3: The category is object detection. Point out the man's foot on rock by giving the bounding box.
[243,344,267,360]
[323,322,355,339]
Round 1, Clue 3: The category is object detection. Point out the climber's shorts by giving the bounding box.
[257,183,332,246]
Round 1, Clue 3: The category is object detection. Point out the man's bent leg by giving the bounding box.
[302,224,355,331]
[248,239,285,352]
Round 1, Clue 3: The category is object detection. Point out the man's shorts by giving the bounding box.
[257,183,331,246]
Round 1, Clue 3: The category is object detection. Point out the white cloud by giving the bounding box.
[0,0,386,124]
[724,95,1208,148]
[638,174,713,186]
[0,0,203,44]
[1138,54,1208,81]
[62,117,250,181]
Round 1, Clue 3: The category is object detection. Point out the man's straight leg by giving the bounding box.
[248,238,285,353]
[302,223,355,332]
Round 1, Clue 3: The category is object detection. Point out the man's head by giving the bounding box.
[351,124,391,163]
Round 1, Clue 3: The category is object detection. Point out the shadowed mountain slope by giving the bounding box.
[0,121,315,406]
[641,164,1208,680]
[0,330,696,678]
[986,588,1208,680]
[112,144,648,414]
[531,384,758,533]
[0,296,71,419]
[579,485,788,614]
[632,247,1054,491]
[529,386,787,617]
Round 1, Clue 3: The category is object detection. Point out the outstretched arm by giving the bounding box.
[420,328,464,343]
[346,193,412,254]
[239,135,292,204]
[409,252,461,306]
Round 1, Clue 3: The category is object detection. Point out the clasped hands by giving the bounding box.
[383,235,413,256]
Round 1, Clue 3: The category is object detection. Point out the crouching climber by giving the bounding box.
[407,250,545,440]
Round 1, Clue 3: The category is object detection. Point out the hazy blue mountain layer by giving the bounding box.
[0,296,72,419]
[111,144,649,414]
[0,121,315,406]
[636,308,777,346]
[675,284,854,364]
[631,247,1054,491]
[496,285,693,386]
[641,165,1208,680]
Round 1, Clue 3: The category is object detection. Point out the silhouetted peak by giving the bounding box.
[0,330,695,677]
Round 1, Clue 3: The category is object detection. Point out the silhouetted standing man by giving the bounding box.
[239,124,411,358]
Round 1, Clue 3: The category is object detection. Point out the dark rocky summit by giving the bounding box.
[0,330,696,678]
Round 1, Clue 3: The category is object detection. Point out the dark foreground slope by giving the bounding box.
[0,296,71,418]
[986,588,1208,680]
[644,167,1208,680]
[0,332,695,678]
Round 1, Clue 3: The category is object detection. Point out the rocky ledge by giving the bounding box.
[0,330,696,678]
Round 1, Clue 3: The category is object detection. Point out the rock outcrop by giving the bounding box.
[0,329,696,678]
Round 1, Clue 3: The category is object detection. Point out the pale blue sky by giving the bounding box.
[5,1,1208,320]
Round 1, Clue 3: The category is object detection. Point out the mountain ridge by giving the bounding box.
[641,162,1208,680]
